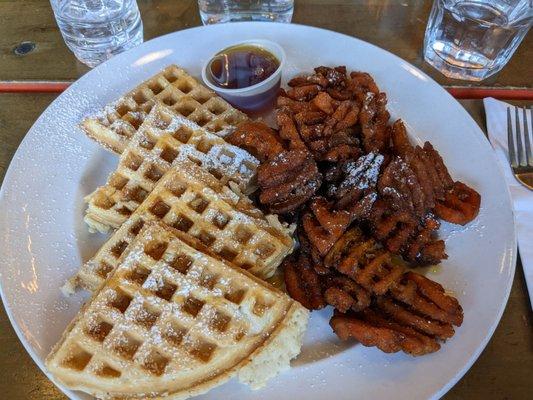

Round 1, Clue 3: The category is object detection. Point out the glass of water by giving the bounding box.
[424,0,532,81]
[50,0,144,68]
[198,0,294,25]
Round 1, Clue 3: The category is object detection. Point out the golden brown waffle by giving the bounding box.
[84,104,259,234]
[82,65,248,154]
[47,222,308,400]
[69,158,294,293]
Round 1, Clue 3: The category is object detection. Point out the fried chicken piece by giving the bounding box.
[226,120,284,162]
[330,310,441,356]
[283,251,326,310]
[434,181,481,225]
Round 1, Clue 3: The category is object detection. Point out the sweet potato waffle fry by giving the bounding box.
[227,65,477,356]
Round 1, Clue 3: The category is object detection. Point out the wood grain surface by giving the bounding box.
[0,0,531,90]
[0,93,532,399]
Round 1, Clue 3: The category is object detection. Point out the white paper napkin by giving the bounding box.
[483,97,532,307]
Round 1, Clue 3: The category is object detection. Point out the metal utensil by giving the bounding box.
[507,106,533,190]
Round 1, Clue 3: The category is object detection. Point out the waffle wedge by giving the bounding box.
[82,65,248,154]
[85,104,259,233]
[47,222,309,400]
[69,158,294,293]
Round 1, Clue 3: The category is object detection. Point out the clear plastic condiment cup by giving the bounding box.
[201,39,286,112]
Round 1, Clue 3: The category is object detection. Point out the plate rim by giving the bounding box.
[0,21,518,400]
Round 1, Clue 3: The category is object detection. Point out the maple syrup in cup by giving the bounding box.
[202,40,285,112]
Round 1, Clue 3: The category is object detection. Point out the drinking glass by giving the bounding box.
[198,0,294,25]
[50,0,144,68]
[424,0,532,81]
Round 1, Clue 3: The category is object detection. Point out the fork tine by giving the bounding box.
[523,107,532,166]
[515,106,524,166]
[507,107,517,167]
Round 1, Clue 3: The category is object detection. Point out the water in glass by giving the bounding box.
[198,0,294,24]
[424,0,532,81]
[51,0,143,68]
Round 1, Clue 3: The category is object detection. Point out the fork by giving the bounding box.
[507,106,533,190]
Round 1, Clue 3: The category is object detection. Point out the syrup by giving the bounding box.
[208,45,280,89]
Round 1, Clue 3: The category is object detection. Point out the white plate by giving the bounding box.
[0,22,516,400]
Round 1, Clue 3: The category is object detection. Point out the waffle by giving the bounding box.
[82,65,248,154]
[47,222,309,400]
[85,104,259,234]
[68,157,294,293]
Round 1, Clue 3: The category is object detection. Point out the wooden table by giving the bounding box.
[1,0,532,97]
[0,1,532,399]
